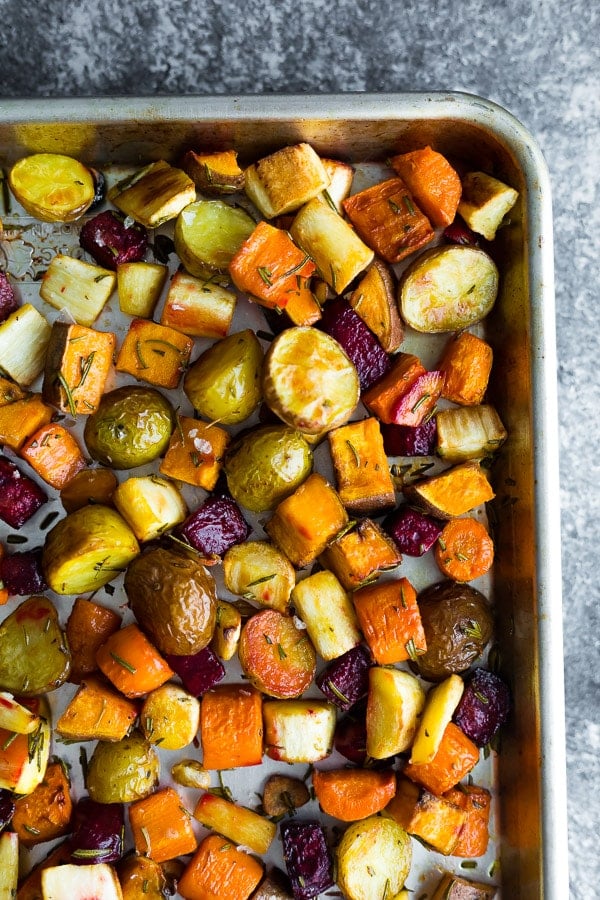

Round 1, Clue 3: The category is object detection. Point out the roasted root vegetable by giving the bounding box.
[0,547,46,597]
[113,474,186,542]
[403,722,479,794]
[263,699,336,763]
[0,596,70,695]
[389,146,462,227]
[70,796,124,864]
[96,623,174,699]
[245,143,330,218]
[41,863,123,900]
[161,268,237,338]
[336,815,412,900]
[171,758,211,790]
[382,418,437,456]
[183,148,245,194]
[290,196,374,293]
[40,254,116,327]
[348,258,403,352]
[117,260,168,318]
[0,831,18,896]
[416,581,493,681]
[56,675,137,742]
[11,759,73,847]
[42,321,115,415]
[115,317,193,389]
[316,644,372,712]
[399,245,499,333]
[265,472,348,568]
[108,159,196,228]
[320,298,391,394]
[320,517,401,591]
[458,170,519,241]
[328,417,395,515]
[184,328,264,425]
[200,684,263,771]
[140,683,200,750]
[262,773,310,818]
[178,833,263,900]
[211,599,242,661]
[318,157,354,211]
[362,351,443,427]
[430,871,497,900]
[194,791,276,855]
[0,393,53,451]
[0,696,50,794]
[65,596,121,682]
[160,414,230,491]
[223,540,295,612]
[9,153,95,221]
[453,667,511,747]
[0,272,19,323]
[20,422,86,489]
[263,327,359,437]
[0,455,46,528]
[164,645,225,696]
[0,373,25,405]
[177,493,249,558]
[86,731,159,803]
[129,786,197,862]
[229,220,316,311]
[353,577,427,665]
[384,505,443,557]
[403,460,495,519]
[291,570,361,661]
[366,666,425,758]
[118,854,169,899]
[239,608,317,698]
[434,517,495,581]
[0,692,42,733]
[42,503,140,594]
[436,405,507,461]
[343,177,434,264]
[175,198,255,280]
[60,466,117,513]
[280,820,334,900]
[385,777,467,855]
[0,303,51,385]
[438,330,493,406]
[79,209,148,269]
[443,784,492,857]
[410,674,465,765]
[312,767,396,822]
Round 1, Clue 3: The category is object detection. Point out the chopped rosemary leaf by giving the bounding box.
[56,372,77,416]
[403,195,416,216]
[257,266,273,286]
[110,651,137,674]
[327,680,350,705]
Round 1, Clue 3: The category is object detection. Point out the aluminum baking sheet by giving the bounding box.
[0,93,566,899]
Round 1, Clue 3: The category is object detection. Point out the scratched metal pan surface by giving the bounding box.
[0,93,566,898]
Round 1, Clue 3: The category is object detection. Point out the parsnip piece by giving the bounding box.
[291,197,374,293]
[113,475,187,542]
[436,404,507,461]
[263,699,336,763]
[0,303,51,385]
[40,255,116,326]
[366,667,425,758]
[245,142,330,218]
[318,158,355,212]
[458,171,519,241]
[291,570,361,660]
[109,160,196,228]
[0,832,18,898]
[194,792,276,855]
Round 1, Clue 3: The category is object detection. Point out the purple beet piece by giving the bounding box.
[0,549,47,596]
[316,644,372,711]
[69,796,124,864]
[443,219,480,246]
[0,789,15,831]
[384,505,443,557]
[177,494,250,557]
[79,210,148,270]
[164,645,225,696]
[280,820,334,900]
[334,713,369,766]
[381,418,437,456]
[0,272,19,323]
[0,456,47,528]
[319,297,390,391]
[453,667,511,747]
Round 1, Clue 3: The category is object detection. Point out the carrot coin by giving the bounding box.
[238,609,316,698]
[434,517,494,582]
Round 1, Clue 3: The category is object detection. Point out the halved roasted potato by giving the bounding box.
[174,199,255,279]
[9,153,96,222]
[337,815,412,900]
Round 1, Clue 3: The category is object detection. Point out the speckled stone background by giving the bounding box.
[0,0,597,896]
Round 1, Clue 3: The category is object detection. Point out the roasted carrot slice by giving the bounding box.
[200,684,263,770]
[312,767,396,822]
[178,833,263,900]
[96,624,174,698]
[434,517,494,582]
[238,608,317,698]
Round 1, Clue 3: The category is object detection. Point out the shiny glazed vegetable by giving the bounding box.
[86,731,160,803]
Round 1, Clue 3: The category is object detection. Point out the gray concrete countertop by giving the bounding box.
[1,0,597,896]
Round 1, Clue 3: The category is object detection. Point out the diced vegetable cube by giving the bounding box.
[316,644,373,711]
[366,667,425,758]
[200,684,263,770]
[443,784,492,857]
[291,570,361,661]
[263,699,336,763]
[436,404,507,461]
[0,696,51,794]
[383,505,443,557]
[194,792,276,855]
[385,777,467,855]
[0,394,54,451]
[177,494,250,558]
[141,685,201,750]
[41,863,123,900]
[178,833,263,900]
[0,455,46,528]
[320,518,401,591]
[40,255,116,327]
[362,351,443,427]
[319,297,391,391]
[348,258,403,353]
[42,321,116,415]
[438,330,493,406]
[280,820,334,900]
[458,171,519,241]
[0,303,52,385]
[96,624,174,699]
[453,667,511,747]
[245,143,330,218]
[70,796,124,864]
[403,460,495,519]
[403,722,480,794]
[410,674,465,765]
[353,577,426,665]
[389,146,462,227]
[56,675,138,742]
[20,422,87,489]
[117,260,168,318]
[65,597,121,683]
[108,160,196,228]
[113,475,187,542]
[222,540,295,612]
[80,209,148,269]
[0,548,47,596]
[161,269,237,337]
[381,418,437,456]
[160,414,229,491]
[115,317,193,389]
[328,416,395,515]
[430,871,497,900]
[11,760,73,847]
[183,148,245,195]
[129,786,197,862]
[164,645,225,697]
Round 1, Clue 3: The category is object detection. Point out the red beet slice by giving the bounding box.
[69,797,124,864]
[164,645,225,696]
[280,820,334,900]
[0,456,47,528]
[384,505,443,556]
[176,495,250,558]
[453,667,511,747]
[0,549,47,596]
[381,418,437,456]
[388,370,444,427]
[0,272,19,323]
[79,210,148,270]
[316,644,372,711]
[319,297,390,391]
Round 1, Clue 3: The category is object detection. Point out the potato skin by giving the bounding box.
[416,580,493,681]
[86,732,159,803]
[124,546,217,656]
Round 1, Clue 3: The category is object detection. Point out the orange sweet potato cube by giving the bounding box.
[11,761,73,847]
[386,777,467,855]
[129,786,197,862]
[200,684,263,770]
[343,177,434,264]
[56,675,138,742]
[159,415,229,490]
[328,417,396,515]
[439,331,493,406]
[443,784,492,857]
[42,322,115,415]
[389,146,462,227]
[353,577,426,665]
[320,518,401,591]
[403,722,480,795]
[0,394,53,450]
[116,317,193,389]
[20,422,86,489]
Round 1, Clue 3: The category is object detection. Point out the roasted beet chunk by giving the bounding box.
[0,272,19,323]
[79,210,148,270]
[453,667,511,747]
[0,456,46,528]
[443,219,480,246]
[316,644,372,711]
[381,418,437,456]
[319,297,390,391]
[177,494,250,557]
[0,549,47,596]
[384,505,443,556]
[0,789,16,831]
[164,645,225,696]
[69,796,124,864]
[280,820,334,900]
